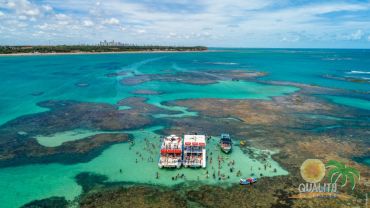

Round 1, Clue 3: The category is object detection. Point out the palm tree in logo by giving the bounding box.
[326,160,360,190]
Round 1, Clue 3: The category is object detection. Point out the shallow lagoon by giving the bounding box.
[324,95,370,110]
[0,126,287,208]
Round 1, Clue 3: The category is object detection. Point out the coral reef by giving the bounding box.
[120,70,266,86]
[0,97,177,167]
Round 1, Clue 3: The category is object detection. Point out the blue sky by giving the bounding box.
[1,0,370,48]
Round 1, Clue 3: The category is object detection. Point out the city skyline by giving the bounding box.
[1,0,370,48]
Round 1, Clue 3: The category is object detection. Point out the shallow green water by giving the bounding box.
[0,126,287,208]
[139,80,298,102]
[324,95,370,110]
[140,80,298,117]
[36,129,125,147]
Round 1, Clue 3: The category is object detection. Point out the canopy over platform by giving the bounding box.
[184,135,206,146]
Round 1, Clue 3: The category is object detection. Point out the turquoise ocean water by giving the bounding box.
[0,49,369,207]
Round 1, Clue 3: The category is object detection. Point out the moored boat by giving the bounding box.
[220,133,232,153]
[183,134,207,168]
[158,135,182,168]
[240,177,257,185]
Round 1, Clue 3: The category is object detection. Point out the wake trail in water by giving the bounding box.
[171,63,227,80]
[123,56,168,75]
[346,70,370,74]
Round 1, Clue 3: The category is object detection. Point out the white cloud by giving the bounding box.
[24,8,39,16]
[1,0,370,47]
[57,21,69,25]
[281,35,300,42]
[6,2,16,8]
[368,35,370,41]
[55,14,69,20]
[136,29,146,34]
[82,20,94,27]
[103,18,120,25]
[42,5,53,12]
[18,15,27,20]
[6,0,41,17]
[166,32,177,38]
[350,29,364,40]
[0,11,4,17]
[340,29,365,40]
[16,22,27,28]
[37,23,49,30]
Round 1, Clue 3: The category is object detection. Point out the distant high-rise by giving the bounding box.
[98,40,126,46]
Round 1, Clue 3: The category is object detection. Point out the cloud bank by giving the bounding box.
[0,0,370,48]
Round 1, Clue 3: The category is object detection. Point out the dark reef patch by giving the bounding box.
[23,172,365,208]
[76,173,366,208]
[160,90,370,196]
[0,98,176,167]
[120,70,266,86]
[132,89,163,95]
[21,197,68,208]
[80,186,188,208]
[164,94,369,130]
[117,97,181,116]
[0,133,131,167]
[105,71,129,77]
[75,172,189,207]
[2,98,160,134]
[75,172,109,193]
[322,74,370,84]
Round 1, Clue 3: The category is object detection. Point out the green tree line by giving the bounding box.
[0,45,208,54]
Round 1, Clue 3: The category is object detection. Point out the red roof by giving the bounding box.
[185,142,191,145]
[167,149,182,154]
[199,142,205,146]
[161,149,182,154]
[192,142,198,146]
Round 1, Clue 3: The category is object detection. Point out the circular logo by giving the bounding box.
[300,159,326,183]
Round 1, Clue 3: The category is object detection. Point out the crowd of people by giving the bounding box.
[122,135,275,182]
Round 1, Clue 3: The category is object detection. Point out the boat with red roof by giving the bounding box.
[158,135,182,168]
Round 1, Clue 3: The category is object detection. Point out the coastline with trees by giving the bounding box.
[0,45,208,55]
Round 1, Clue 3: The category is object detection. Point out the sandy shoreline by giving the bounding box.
[0,50,215,57]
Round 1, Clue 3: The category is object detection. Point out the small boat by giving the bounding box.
[240,177,257,185]
[219,133,232,153]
